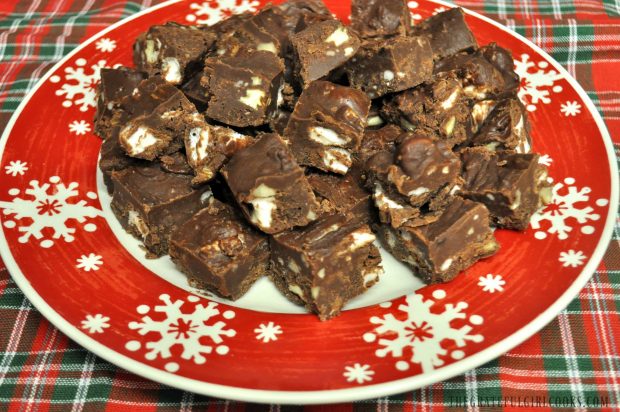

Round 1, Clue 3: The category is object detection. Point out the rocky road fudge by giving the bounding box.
[285,81,370,174]
[271,214,382,320]
[222,133,320,234]
[460,148,551,230]
[411,8,478,60]
[291,20,360,86]
[170,199,270,300]
[308,172,373,224]
[378,197,499,283]
[134,22,215,85]
[110,163,211,257]
[346,36,433,99]
[468,98,531,153]
[350,0,411,39]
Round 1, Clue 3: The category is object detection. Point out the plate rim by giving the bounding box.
[0,0,617,404]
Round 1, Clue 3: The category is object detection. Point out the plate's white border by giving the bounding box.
[0,0,617,405]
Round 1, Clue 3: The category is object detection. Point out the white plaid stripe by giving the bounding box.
[557,312,587,412]
[70,351,97,412]
[23,327,60,412]
[0,295,34,387]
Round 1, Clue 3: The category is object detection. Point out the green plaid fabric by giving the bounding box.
[0,0,619,410]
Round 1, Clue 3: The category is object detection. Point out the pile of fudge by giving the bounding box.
[95,0,553,320]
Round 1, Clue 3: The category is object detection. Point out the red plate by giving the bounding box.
[0,0,617,404]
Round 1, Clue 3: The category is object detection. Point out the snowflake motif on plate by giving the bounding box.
[343,363,374,384]
[76,253,103,272]
[530,177,608,240]
[560,100,582,117]
[81,314,110,334]
[364,290,484,372]
[69,120,92,136]
[126,294,236,373]
[478,274,505,293]
[95,38,117,53]
[559,250,586,268]
[538,154,553,167]
[407,1,423,20]
[186,0,260,26]
[4,160,28,177]
[0,176,102,248]
[254,322,282,343]
[514,54,564,112]
[49,58,115,112]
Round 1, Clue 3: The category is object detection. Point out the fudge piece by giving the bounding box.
[270,110,292,136]
[468,98,531,153]
[94,67,146,140]
[275,0,332,34]
[378,197,499,284]
[346,36,433,99]
[285,81,371,174]
[159,152,193,176]
[291,20,360,86]
[460,148,552,230]
[382,74,471,147]
[480,43,520,96]
[356,124,403,164]
[204,51,284,128]
[184,115,254,184]
[221,133,320,234]
[308,173,373,224]
[169,199,270,300]
[411,8,478,61]
[271,214,382,320]
[117,81,198,161]
[110,163,211,257]
[99,133,141,193]
[133,22,216,84]
[350,0,412,39]
[181,71,210,109]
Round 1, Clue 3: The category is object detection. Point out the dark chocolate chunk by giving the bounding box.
[285,81,371,174]
[221,133,320,234]
[271,214,382,320]
[468,98,531,153]
[133,22,216,84]
[308,172,373,224]
[378,197,499,283]
[411,8,478,61]
[169,199,270,300]
[346,36,433,99]
[110,163,211,257]
[350,0,412,39]
[460,148,552,230]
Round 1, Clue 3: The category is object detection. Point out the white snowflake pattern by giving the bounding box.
[186,0,260,26]
[538,154,553,166]
[560,100,582,117]
[81,314,110,334]
[254,322,282,343]
[477,274,506,293]
[49,58,114,112]
[364,290,484,372]
[407,1,423,20]
[95,37,117,53]
[4,160,28,177]
[559,250,587,268]
[127,294,236,372]
[432,6,450,15]
[68,120,92,136]
[530,177,604,240]
[0,176,102,248]
[343,363,375,384]
[514,54,564,112]
[76,253,103,272]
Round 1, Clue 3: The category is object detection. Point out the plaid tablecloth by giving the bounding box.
[0,0,619,410]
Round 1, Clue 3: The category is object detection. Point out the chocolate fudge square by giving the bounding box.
[350,0,412,39]
[99,132,141,193]
[356,124,403,165]
[378,197,499,284]
[469,98,531,153]
[411,8,478,61]
[94,67,146,140]
[271,214,382,320]
[216,8,286,58]
[221,133,320,234]
[307,172,373,224]
[273,0,332,34]
[382,74,471,147]
[184,115,254,184]
[205,51,284,128]
[346,36,433,99]
[460,148,552,230]
[169,200,270,300]
[134,22,215,85]
[110,163,211,257]
[285,81,370,174]
[291,20,360,86]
